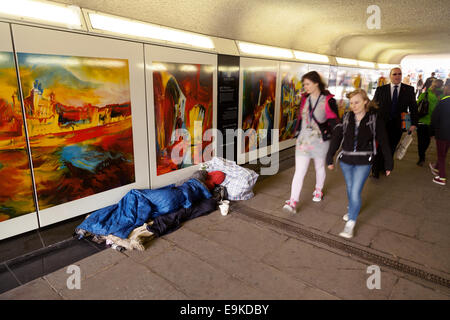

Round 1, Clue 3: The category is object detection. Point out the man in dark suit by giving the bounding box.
[372,67,418,177]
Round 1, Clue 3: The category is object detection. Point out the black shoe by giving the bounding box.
[371,170,380,179]
[416,160,424,167]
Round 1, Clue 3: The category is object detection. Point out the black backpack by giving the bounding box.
[417,91,429,118]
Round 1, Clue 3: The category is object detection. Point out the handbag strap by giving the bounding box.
[308,94,323,126]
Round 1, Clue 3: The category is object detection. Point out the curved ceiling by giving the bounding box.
[55,0,450,63]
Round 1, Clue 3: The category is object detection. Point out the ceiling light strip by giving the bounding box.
[0,0,83,29]
[87,11,214,49]
[237,41,294,59]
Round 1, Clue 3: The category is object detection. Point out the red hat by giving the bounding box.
[204,171,225,190]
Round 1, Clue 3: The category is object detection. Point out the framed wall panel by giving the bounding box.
[276,61,308,151]
[0,22,39,239]
[11,24,149,227]
[145,45,217,189]
[237,58,278,164]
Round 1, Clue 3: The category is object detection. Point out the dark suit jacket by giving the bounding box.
[373,83,418,128]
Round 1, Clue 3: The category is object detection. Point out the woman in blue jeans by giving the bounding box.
[326,89,393,238]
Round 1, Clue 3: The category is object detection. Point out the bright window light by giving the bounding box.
[294,51,329,63]
[336,57,358,66]
[238,41,294,59]
[88,12,214,49]
[358,60,376,68]
[0,0,82,28]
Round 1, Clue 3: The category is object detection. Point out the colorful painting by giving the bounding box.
[0,51,35,221]
[17,53,135,210]
[279,71,303,141]
[242,69,276,152]
[152,62,213,176]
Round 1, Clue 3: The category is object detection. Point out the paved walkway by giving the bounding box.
[1,137,449,300]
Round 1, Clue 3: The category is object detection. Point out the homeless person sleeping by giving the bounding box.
[75,170,226,251]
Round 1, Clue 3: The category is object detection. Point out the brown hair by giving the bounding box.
[431,79,444,95]
[301,71,330,96]
[346,89,378,112]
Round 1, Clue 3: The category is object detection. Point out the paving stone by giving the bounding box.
[371,230,450,273]
[165,227,338,299]
[54,258,187,299]
[417,220,450,248]
[123,237,174,264]
[44,248,127,292]
[389,278,450,300]
[142,245,267,299]
[262,238,398,299]
[0,278,62,300]
[193,215,288,261]
[357,208,423,238]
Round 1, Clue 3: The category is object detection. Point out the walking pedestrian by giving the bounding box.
[283,71,339,213]
[326,89,392,238]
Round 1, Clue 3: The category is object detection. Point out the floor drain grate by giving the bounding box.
[235,204,450,289]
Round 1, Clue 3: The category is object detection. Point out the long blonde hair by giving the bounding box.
[346,89,378,112]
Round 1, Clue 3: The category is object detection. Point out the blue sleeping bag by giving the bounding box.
[76,178,211,239]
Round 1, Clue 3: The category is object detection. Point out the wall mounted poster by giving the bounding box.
[238,58,278,164]
[145,45,217,189]
[0,22,38,239]
[11,24,149,228]
[17,53,135,210]
[0,52,35,220]
[278,62,308,149]
[152,62,213,176]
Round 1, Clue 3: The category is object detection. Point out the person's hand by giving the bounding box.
[408,125,417,133]
[328,164,335,170]
[385,170,391,176]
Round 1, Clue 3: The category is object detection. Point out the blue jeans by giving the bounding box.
[339,161,372,221]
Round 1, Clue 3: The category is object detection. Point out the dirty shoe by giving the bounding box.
[339,220,355,239]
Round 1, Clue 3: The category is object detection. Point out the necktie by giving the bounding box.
[391,85,398,119]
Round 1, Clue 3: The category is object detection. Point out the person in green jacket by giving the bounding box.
[416,79,444,166]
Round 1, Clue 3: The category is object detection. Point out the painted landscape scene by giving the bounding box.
[0,51,35,220]
[16,53,135,211]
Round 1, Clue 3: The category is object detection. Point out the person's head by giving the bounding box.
[390,68,402,85]
[418,74,423,79]
[431,79,444,94]
[444,83,450,96]
[346,89,378,114]
[301,71,329,95]
[431,72,436,77]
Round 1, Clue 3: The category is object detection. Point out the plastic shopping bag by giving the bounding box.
[395,132,413,160]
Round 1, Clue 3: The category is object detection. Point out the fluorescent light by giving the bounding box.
[358,60,376,68]
[0,0,82,28]
[294,50,329,63]
[378,63,397,69]
[336,57,358,66]
[88,12,214,49]
[238,41,294,59]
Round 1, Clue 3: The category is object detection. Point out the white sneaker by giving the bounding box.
[343,213,349,221]
[312,189,323,202]
[283,200,297,214]
[339,220,355,239]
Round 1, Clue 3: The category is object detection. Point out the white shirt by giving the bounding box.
[390,82,402,100]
